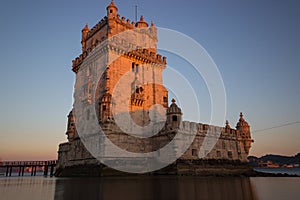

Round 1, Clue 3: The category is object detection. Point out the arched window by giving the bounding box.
[172,115,177,121]
[136,86,139,93]
[163,96,168,102]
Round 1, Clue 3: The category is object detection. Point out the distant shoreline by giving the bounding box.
[253,167,300,177]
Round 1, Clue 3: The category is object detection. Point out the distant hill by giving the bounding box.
[248,153,300,167]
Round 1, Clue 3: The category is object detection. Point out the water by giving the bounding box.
[254,167,300,176]
[0,175,299,200]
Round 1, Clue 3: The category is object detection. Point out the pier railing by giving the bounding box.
[0,160,57,177]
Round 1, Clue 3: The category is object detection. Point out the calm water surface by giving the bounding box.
[254,167,300,176]
[0,175,299,200]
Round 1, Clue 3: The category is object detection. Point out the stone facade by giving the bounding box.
[56,1,254,176]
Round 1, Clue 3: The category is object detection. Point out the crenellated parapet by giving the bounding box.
[72,37,166,73]
[166,102,253,160]
[115,49,166,66]
[165,100,251,142]
[85,17,108,41]
[176,121,239,139]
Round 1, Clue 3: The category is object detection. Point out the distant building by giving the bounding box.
[56,1,254,176]
[258,161,280,168]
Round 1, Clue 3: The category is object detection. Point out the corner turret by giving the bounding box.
[225,120,231,132]
[66,110,77,142]
[166,99,182,129]
[107,0,118,19]
[236,112,253,154]
[236,112,250,136]
[150,21,157,33]
[136,16,148,28]
[81,23,90,52]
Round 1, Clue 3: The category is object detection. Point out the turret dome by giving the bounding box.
[236,112,249,128]
[167,99,182,114]
[107,0,118,18]
[107,0,118,11]
[136,15,148,28]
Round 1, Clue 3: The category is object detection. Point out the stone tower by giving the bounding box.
[69,0,169,140]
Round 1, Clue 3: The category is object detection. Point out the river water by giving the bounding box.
[0,173,299,200]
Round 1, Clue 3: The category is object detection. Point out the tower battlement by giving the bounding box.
[72,40,167,73]
[72,1,162,73]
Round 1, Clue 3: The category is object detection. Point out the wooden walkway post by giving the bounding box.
[5,166,9,176]
[31,166,34,176]
[50,165,54,176]
[9,166,12,176]
[44,165,48,176]
[18,166,21,176]
[21,166,25,176]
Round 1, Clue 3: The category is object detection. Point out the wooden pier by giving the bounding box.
[0,160,57,177]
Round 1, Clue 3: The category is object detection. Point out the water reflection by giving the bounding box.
[0,177,55,200]
[2,176,299,200]
[54,176,256,200]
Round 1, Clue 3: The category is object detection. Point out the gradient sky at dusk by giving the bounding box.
[0,0,299,161]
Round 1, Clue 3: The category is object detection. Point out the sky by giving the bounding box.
[0,0,299,161]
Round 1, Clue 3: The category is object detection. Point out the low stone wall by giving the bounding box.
[55,159,254,177]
